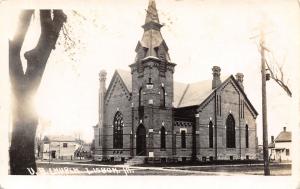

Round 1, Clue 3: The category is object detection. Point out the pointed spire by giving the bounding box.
[142,0,162,31]
[145,0,160,24]
[135,0,171,62]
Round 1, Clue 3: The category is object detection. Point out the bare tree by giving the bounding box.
[259,42,292,97]
[9,10,66,175]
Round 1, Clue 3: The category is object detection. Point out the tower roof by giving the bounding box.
[145,0,160,24]
[135,0,171,62]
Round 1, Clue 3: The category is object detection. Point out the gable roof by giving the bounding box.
[104,69,132,102]
[175,79,215,108]
[275,131,291,142]
[44,135,77,142]
[229,75,259,116]
[194,75,258,116]
[109,69,258,116]
[173,82,188,107]
[116,69,132,92]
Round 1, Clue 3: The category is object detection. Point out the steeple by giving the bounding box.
[144,0,160,26]
[135,0,171,63]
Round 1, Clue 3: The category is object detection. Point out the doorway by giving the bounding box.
[136,124,146,156]
[51,151,56,159]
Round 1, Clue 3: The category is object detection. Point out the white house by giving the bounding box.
[42,136,81,160]
[269,127,291,162]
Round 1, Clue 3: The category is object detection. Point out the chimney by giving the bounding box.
[99,70,107,128]
[283,127,286,132]
[235,73,244,90]
[271,136,274,143]
[212,66,221,89]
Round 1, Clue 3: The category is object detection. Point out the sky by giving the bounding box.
[0,0,299,144]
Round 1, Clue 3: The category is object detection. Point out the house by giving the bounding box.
[93,0,258,162]
[42,135,81,160]
[269,127,292,162]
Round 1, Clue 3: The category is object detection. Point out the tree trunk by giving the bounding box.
[9,10,66,175]
[10,92,38,175]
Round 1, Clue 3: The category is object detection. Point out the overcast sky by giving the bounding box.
[0,0,299,144]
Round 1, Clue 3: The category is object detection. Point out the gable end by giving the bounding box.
[105,71,132,104]
[197,75,258,117]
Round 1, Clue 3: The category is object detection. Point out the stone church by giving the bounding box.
[93,0,258,162]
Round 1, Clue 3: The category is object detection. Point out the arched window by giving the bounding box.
[113,111,123,149]
[245,124,249,148]
[139,87,143,107]
[160,87,166,107]
[160,127,166,149]
[209,121,213,148]
[226,114,236,148]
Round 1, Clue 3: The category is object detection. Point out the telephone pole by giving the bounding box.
[260,30,270,176]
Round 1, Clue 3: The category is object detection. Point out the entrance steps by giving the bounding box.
[125,156,146,166]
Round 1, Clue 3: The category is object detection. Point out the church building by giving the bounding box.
[93,0,258,162]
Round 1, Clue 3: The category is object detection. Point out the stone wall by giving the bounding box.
[197,79,257,160]
[94,73,132,161]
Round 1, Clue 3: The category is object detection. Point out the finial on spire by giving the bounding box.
[145,0,160,24]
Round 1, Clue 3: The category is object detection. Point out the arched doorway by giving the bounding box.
[136,124,146,156]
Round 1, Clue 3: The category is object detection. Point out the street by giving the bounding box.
[35,161,291,176]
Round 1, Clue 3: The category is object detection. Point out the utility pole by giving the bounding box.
[260,29,270,176]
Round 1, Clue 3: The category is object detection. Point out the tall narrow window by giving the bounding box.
[160,87,166,107]
[113,111,123,149]
[99,128,101,146]
[219,96,222,116]
[209,121,213,148]
[160,127,166,149]
[245,124,249,148]
[216,95,219,114]
[139,87,143,107]
[242,101,245,118]
[181,130,186,148]
[226,114,236,148]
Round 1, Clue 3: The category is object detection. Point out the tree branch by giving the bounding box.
[24,10,66,92]
[10,10,34,52]
[40,10,53,35]
[258,40,292,97]
[9,10,34,89]
[265,59,292,97]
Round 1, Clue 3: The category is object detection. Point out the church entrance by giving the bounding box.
[136,124,146,156]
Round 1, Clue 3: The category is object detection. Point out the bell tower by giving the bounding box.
[130,0,176,157]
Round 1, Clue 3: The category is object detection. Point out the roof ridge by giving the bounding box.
[177,83,190,107]
[180,75,230,85]
[274,131,292,142]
